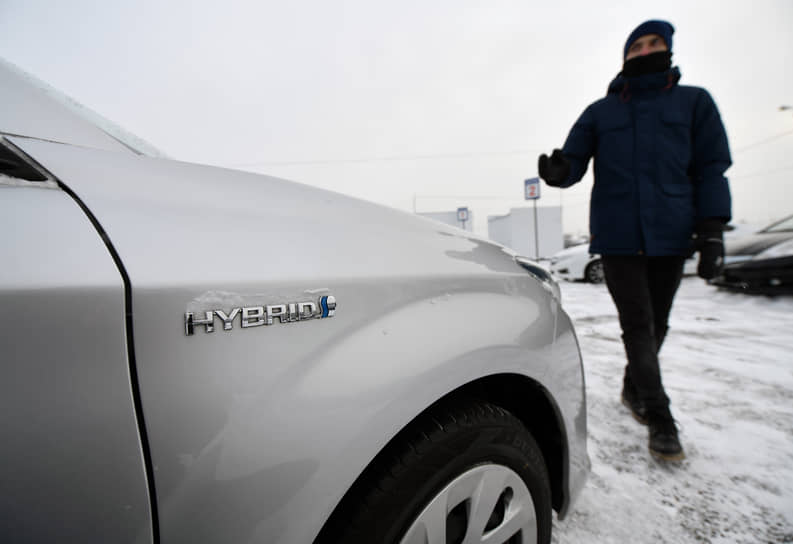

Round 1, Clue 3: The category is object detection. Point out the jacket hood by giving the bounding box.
[607,66,681,96]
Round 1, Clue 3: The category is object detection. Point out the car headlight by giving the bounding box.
[515,256,562,302]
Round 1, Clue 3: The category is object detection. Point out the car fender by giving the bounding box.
[13,136,584,543]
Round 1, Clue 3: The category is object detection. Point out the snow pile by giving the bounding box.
[553,278,793,543]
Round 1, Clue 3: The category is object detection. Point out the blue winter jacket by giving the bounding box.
[560,67,732,256]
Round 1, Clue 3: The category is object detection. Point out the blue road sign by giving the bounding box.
[524,177,541,200]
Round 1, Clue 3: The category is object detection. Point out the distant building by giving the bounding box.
[417,210,474,232]
[488,206,563,259]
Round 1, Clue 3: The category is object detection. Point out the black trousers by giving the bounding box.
[602,255,686,412]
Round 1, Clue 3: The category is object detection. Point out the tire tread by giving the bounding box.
[324,399,551,543]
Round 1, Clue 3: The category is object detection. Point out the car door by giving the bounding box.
[0,146,153,543]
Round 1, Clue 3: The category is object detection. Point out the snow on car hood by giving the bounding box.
[726,231,793,257]
[754,238,793,259]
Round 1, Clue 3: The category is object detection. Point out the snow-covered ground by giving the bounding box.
[552,277,793,543]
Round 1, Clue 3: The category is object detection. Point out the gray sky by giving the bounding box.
[2,0,792,236]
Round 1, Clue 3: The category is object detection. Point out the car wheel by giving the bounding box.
[332,401,552,544]
[585,259,604,284]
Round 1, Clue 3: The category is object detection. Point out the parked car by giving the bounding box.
[723,214,793,264]
[548,243,696,283]
[0,57,589,544]
[547,243,604,283]
[713,237,793,295]
[548,221,781,284]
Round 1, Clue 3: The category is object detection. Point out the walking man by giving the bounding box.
[538,20,732,460]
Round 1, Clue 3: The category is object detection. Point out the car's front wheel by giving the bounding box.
[330,401,552,544]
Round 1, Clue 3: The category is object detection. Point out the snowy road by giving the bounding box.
[552,277,793,544]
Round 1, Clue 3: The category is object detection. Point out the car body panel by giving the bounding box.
[11,136,588,543]
[726,231,793,260]
[541,309,590,512]
[0,182,152,542]
[547,244,589,282]
[547,244,601,283]
[722,215,793,262]
[712,255,793,295]
[713,238,793,295]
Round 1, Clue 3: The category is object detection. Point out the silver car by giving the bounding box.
[0,57,588,544]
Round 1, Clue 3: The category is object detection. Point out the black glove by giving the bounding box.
[538,149,571,187]
[693,218,725,280]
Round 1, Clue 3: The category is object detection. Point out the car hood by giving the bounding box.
[10,136,527,285]
[726,232,793,257]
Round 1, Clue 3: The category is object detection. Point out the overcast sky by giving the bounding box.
[2,0,792,235]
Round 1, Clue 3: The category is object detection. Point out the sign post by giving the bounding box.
[456,207,469,231]
[524,178,541,259]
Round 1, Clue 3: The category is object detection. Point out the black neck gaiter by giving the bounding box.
[622,51,672,77]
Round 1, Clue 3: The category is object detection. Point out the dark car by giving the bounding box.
[724,214,793,264]
[713,216,793,295]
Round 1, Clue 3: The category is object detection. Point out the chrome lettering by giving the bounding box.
[297,301,317,319]
[241,306,266,328]
[185,296,336,336]
[215,308,241,330]
[266,304,287,325]
[185,311,214,335]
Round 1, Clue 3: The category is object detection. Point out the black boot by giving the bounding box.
[647,408,685,461]
[621,378,648,425]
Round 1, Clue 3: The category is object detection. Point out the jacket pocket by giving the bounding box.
[658,179,692,196]
[659,110,692,168]
[595,113,633,193]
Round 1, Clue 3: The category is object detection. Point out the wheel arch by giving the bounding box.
[313,373,569,544]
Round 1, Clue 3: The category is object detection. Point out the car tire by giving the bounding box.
[585,259,604,284]
[331,401,552,544]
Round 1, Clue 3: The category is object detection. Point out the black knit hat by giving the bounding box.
[624,20,674,59]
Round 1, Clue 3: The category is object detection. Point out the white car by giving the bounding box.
[547,244,604,284]
[548,244,703,283]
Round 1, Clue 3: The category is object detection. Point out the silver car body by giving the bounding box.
[1,58,588,543]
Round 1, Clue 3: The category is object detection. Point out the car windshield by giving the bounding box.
[762,215,793,233]
[2,57,165,158]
